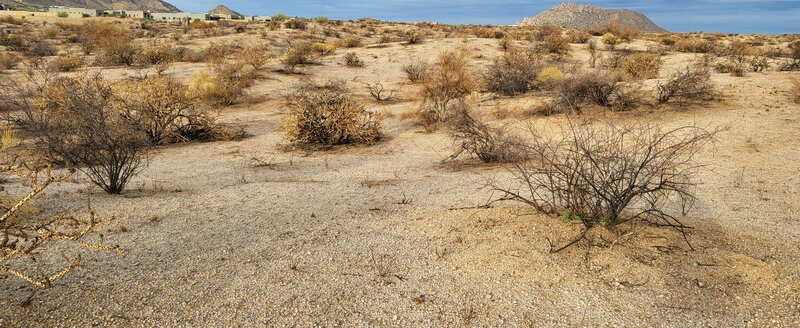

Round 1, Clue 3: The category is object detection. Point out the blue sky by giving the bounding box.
[169,1,800,34]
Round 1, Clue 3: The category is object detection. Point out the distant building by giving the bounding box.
[48,7,100,17]
[101,10,145,19]
[250,16,272,22]
[150,12,209,21]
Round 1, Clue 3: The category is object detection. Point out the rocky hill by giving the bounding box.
[0,0,181,12]
[518,3,667,33]
[208,5,242,17]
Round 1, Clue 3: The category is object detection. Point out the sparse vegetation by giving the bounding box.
[618,53,663,80]
[484,48,543,96]
[284,81,382,145]
[657,64,716,106]
[402,59,430,83]
[343,52,364,67]
[447,103,528,163]
[418,50,476,128]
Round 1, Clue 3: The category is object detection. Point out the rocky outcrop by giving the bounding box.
[518,3,667,33]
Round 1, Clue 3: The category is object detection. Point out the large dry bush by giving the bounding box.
[591,21,639,42]
[484,48,543,96]
[134,42,177,72]
[447,102,528,163]
[0,61,56,127]
[52,54,84,72]
[548,70,631,114]
[95,42,139,66]
[236,44,270,70]
[188,63,256,105]
[280,41,318,72]
[401,59,430,83]
[418,50,476,128]
[77,21,133,55]
[1,163,121,288]
[673,38,715,53]
[657,64,716,106]
[118,75,225,145]
[283,81,382,145]
[492,122,717,251]
[35,73,149,194]
[618,53,663,80]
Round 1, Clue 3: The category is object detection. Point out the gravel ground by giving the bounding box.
[1,37,799,327]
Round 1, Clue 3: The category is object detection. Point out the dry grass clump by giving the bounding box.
[283,81,382,145]
[52,54,84,72]
[35,73,148,194]
[402,59,431,83]
[418,50,476,128]
[657,64,716,106]
[95,42,138,66]
[281,41,318,72]
[492,121,716,251]
[188,63,256,105]
[284,19,308,30]
[447,103,528,163]
[343,52,364,67]
[1,163,121,289]
[484,48,543,96]
[618,53,663,80]
[0,51,21,70]
[404,31,424,45]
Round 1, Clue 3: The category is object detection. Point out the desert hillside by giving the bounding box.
[0,0,180,12]
[519,3,667,32]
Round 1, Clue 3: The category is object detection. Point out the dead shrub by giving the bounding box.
[118,75,224,145]
[77,21,133,55]
[189,63,256,105]
[418,50,476,128]
[1,163,121,288]
[343,52,364,67]
[95,42,139,66]
[34,73,149,194]
[311,43,337,56]
[135,42,177,71]
[491,121,717,251]
[366,82,396,101]
[283,81,382,145]
[565,30,591,44]
[673,38,715,53]
[657,64,716,106]
[548,70,626,114]
[337,36,362,48]
[236,44,270,70]
[540,34,570,56]
[405,31,423,44]
[447,103,528,163]
[52,54,84,72]
[281,41,318,72]
[283,19,308,30]
[0,51,21,70]
[402,59,430,83]
[618,53,663,80]
[484,48,543,96]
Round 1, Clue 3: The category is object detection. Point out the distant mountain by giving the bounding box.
[518,3,667,33]
[208,5,242,17]
[0,0,181,13]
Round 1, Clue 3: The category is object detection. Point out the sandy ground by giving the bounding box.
[1,34,799,327]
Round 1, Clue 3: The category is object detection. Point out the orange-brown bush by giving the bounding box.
[418,50,476,128]
[284,19,308,30]
[540,34,570,56]
[565,30,591,44]
[447,103,528,163]
[548,70,629,114]
[134,42,177,71]
[77,21,133,55]
[618,53,663,80]
[34,73,149,194]
[95,42,139,66]
[484,48,543,96]
[283,81,382,145]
